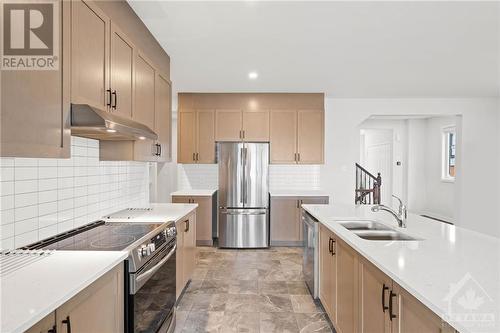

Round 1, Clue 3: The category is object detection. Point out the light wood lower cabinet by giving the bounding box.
[26,264,123,333]
[172,195,216,246]
[319,228,458,333]
[271,196,328,246]
[176,212,197,298]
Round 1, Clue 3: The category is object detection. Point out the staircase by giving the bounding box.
[355,163,381,205]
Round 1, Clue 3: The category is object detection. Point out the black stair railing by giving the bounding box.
[355,163,381,205]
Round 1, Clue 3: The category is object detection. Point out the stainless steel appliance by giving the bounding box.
[303,210,319,299]
[218,142,269,248]
[24,220,177,333]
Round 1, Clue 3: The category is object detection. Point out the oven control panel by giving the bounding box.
[137,226,176,259]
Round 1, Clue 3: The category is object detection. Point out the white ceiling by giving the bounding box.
[128,1,499,98]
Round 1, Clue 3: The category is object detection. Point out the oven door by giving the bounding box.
[128,242,176,333]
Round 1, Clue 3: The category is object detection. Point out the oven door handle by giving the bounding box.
[134,244,176,291]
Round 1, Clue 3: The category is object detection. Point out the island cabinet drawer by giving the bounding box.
[25,264,124,333]
[318,228,458,333]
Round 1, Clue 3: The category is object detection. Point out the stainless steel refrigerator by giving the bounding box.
[218,142,269,248]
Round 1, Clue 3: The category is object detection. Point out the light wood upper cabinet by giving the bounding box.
[56,264,123,333]
[1,0,70,158]
[197,110,216,163]
[270,109,324,164]
[71,0,110,109]
[215,109,243,141]
[297,110,324,164]
[178,111,197,163]
[156,73,172,162]
[178,110,216,164]
[270,110,298,163]
[242,110,270,141]
[110,22,134,119]
[134,53,156,130]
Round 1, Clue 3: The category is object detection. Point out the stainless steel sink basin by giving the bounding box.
[353,230,419,241]
[340,220,392,231]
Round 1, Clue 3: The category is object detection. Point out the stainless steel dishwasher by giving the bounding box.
[302,210,319,299]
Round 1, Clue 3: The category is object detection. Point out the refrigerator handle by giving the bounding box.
[243,147,248,204]
[240,147,245,204]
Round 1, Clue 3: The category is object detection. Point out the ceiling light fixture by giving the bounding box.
[248,71,258,80]
[138,136,146,140]
[106,129,117,133]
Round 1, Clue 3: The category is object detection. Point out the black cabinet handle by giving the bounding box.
[48,325,56,333]
[328,237,333,254]
[106,89,112,108]
[192,153,196,161]
[185,219,190,232]
[331,239,336,256]
[382,284,389,312]
[112,90,117,109]
[389,290,397,321]
[62,316,71,333]
[158,144,162,157]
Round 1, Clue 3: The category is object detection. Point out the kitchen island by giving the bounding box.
[302,204,500,333]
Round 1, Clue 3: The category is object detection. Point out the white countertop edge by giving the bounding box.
[5,251,127,333]
[170,189,217,196]
[301,205,495,333]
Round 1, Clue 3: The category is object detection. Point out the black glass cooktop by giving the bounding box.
[24,221,163,251]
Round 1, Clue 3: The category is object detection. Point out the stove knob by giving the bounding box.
[148,243,156,252]
[140,245,149,257]
[137,249,142,259]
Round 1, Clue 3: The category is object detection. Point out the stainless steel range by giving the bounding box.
[24,220,177,333]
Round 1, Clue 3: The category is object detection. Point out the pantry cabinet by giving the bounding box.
[178,110,216,164]
[1,0,70,158]
[319,227,458,333]
[270,109,324,164]
[26,264,123,333]
[270,196,328,245]
[176,212,197,298]
[172,194,216,246]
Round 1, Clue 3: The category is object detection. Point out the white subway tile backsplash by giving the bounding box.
[0,137,149,249]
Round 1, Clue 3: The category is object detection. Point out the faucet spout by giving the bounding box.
[371,204,407,228]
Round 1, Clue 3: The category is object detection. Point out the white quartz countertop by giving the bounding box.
[302,204,500,333]
[170,189,217,196]
[270,190,329,197]
[104,203,198,223]
[1,251,127,333]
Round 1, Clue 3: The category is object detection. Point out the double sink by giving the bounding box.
[340,220,419,241]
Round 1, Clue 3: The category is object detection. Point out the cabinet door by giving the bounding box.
[178,111,197,164]
[319,225,336,323]
[172,196,191,204]
[182,214,197,284]
[25,312,56,333]
[337,239,359,333]
[197,110,216,163]
[110,22,134,119]
[270,110,297,164]
[215,109,242,141]
[297,110,324,164]
[134,53,156,129]
[175,219,185,299]
[1,0,70,158]
[391,283,450,333]
[192,196,213,245]
[270,197,300,243]
[242,110,270,142]
[156,73,172,162]
[71,0,110,109]
[56,264,123,333]
[360,259,391,333]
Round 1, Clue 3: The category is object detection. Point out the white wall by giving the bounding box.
[321,98,500,238]
[0,137,149,249]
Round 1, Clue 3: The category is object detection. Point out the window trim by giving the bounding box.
[441,125,456,183]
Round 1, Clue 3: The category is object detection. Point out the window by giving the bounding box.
[442,126,456,181]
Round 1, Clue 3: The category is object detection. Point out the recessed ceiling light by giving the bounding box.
[106,129,117,133]
[248,71,258,80]
[138,136,146,140]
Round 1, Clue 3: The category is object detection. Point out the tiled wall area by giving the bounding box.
[177,163,321,191]
[0,137,149,249]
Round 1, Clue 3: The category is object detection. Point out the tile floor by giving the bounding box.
[175,246,334,333]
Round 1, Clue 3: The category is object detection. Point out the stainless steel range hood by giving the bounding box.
[70,104,157,141]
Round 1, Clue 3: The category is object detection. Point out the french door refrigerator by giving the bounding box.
[218,142,269,248]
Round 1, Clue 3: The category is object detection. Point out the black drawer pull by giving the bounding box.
[62,316,71,333]
[389,290,397,320]
[382,284,389,312]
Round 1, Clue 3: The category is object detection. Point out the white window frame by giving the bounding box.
[441,125,456,182]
